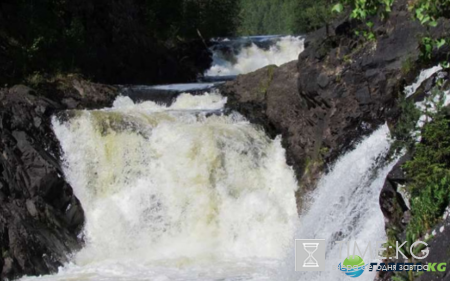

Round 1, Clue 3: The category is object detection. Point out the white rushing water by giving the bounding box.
[23,92,299,281]
[205,36,304,77]
[21,91,394,281]
[278,124,396,281]
[146,83,220,92]
[20,34,398,281]
[405,65,443,98]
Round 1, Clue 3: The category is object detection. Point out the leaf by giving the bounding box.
[421,15,430,24]
[360,10,367,18]
[429,20,438,27]
[440,61,450,69]
[332,3,344,13]
[436,38,446,49]
[416,9,424,21]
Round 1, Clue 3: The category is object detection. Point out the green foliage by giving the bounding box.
[341,0,393,20]
[178,0,241,39]
[332,0,393,21]
[237,0,336,35]
[410,0,450,26]
[420,36,449,61]
[332,3,344,13]
[332,0,393,40]
[238,0,295,35]
[409,0,450,60]
[292,0,336,34]
[389,95,421,154]
[388,224,430,280]
[403,89,450,238]
[334,0,450,61]
[407,175,450,236]
[0,0,241,85]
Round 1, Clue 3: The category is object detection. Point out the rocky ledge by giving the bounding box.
[0,76,118,280]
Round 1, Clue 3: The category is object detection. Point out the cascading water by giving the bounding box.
[22,95,395,281]
[21,36,397,281]
[278,125,397,281]
[205,36,304,77]
[22,92,299,281]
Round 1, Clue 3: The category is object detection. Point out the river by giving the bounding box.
[20,35,393,281]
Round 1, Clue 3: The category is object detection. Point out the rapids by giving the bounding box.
[20,35,394,281]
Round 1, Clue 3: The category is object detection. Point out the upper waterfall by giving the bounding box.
[205,35,304,77]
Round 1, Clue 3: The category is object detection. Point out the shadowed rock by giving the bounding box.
[0,77,118,280]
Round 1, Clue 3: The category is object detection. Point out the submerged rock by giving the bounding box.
[0,76,118,280]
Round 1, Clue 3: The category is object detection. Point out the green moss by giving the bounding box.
[258,65,277,97]
[401,57,416,76]
[302,157,312,176]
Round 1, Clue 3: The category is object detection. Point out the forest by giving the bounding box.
[238,0,333,35]
[0,0,332,86]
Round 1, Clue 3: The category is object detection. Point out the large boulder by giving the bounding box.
[0,76,118,280]
[221,0,450,204]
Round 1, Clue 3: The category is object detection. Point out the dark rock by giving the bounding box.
[221,0,450,204]
[317,73,330,89]
[380,153,411,233]
[0,76,118,280]
[414,216,450,281]
[119,83,222,105]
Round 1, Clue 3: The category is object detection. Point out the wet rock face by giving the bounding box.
[0,78,118,280]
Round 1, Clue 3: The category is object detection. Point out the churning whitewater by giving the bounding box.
[20,36,394,281]
[205,36,304,77]
[23,92,299,281]
[21,92,394,281]
[280,124,396,281]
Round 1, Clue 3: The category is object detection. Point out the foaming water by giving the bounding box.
[21,98,396,281]
[405,65,443,98]
[278,125,395,281]
[22,92,299,281]
[205,36,304,76]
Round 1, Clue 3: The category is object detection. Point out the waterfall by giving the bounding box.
[21,92,299,281]
[205,36,304,77]
[278,124,396,281]
[19,35,397,281]
[21,92,395,281]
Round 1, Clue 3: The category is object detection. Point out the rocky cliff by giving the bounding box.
[0,76,118,280]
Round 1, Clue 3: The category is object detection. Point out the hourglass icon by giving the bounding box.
[303,243,320,267]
